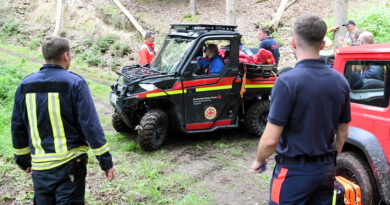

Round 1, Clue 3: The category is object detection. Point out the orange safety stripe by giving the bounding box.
[271,168,288,203]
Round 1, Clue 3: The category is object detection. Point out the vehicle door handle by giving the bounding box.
[187,88,196,93]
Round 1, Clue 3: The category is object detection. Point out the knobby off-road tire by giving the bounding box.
[112,111,129,133]
[138,109,168,151]
[244,101,270,136]
[336,152,378,205]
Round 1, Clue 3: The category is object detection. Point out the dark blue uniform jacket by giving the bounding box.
[11,64,113,171]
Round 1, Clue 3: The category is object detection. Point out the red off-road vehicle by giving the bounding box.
[333,43,390,204]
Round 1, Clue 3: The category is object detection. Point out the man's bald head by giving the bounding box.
[358,32,374,45]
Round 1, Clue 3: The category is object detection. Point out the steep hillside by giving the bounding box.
[0,0,388,68]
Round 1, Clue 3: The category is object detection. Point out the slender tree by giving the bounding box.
[334,0,348,49]
[226,0,236,25]
[189,0,197,16]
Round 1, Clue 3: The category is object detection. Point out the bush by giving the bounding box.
[113,43,132,57]
[28,38,41,50]
[0,20,23,38]
[83,37,94,47]
[355,12,390,43]
[97,38,110,53]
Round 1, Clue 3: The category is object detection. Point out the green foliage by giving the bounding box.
[326,3,390,43]
[28,38,41,50]
[96,35,119,53]
[182,14,200,23]
[0,60,26,160]
[351,11,390,43]
[113,43,132,57]
[109,57,120,69]
[0,20,24,38]
[82,49,103,66]
[83,36,94,48]
[96,38,110,53]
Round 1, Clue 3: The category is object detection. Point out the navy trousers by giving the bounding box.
[269,156,336,205]
[32,154,88,205]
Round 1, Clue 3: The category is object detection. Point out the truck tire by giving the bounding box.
[112,111,129,133]
[244,101,270,136]
[336,152,378,205]
[138,109,168,151]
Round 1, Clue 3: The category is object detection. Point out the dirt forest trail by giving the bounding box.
[0,47,275,204]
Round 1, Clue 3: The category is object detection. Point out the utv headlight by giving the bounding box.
[139,83,158,91]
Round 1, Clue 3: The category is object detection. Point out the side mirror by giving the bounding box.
[183,60,200,77]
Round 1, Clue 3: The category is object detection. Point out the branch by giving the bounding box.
[111,0,146,37]
[285,0,297,10]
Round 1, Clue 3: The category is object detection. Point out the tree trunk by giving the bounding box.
[272,0,289,29]
[334,0,348,49]
[189,0,196,16]
[226,0,236,25]
[53,0,63,35]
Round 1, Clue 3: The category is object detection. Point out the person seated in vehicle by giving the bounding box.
[196,44,224,75]
[358,32,385,81]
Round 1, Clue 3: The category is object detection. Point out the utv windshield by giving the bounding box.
[150,37,194,74]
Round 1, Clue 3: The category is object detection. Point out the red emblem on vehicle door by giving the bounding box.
[204,106,217,120]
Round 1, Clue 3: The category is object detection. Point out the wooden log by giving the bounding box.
[111,0,146,37]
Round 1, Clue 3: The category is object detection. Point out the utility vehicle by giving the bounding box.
[110,24,276,151]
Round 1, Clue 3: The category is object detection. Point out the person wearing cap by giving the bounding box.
[258,27,280,65]
[250,14,351,204]
[340,20,363,46]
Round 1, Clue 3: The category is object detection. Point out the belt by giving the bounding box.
[276,152,336,165]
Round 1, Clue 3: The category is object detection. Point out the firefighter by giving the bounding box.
[139,31,156,66]
[11,36,115,204]
[258,27,280,65]
[250,15,351,204]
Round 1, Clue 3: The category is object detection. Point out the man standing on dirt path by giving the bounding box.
[250,14,351,204]
[139,31,156,66]
[11,36,115,204]
[258,27,280,65]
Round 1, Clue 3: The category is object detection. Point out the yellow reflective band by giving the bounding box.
[31,145,89,162]
[146,90,186,98]
[26,93,45,155]
[92,143,109,156]
[14,147,30,155]
[32,152,86,170]
[48,93,67,153]
[245,84,274,88]
[195,85,232,92]
[146,92,167,98]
